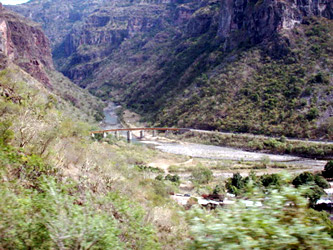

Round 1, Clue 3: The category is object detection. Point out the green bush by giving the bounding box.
[314,174,330,189]
[292,172,315,187]
[292,172,329,206]
[165,174,180,184]
[0,178,160,249]
[0,121,14,145]
[261,174,282,187]
[135,164,163,173]
[0,181,123,249]
[190,165,213,184]
[306,107,319,121]
[305,185,326,207]
[322,160,333,179]
[155,174,164,181]
[226,173,245,196]
[186,186,333,249]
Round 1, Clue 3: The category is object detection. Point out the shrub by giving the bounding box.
[212,185,223,195]
[305,185,326,207]
[261,174,282,187]
[306,107,319,121]
[0,179,160,249]
[165,174,180,184]
[230,173,244,189]
[168,165,180,173]
[0,121,14,145]
[322,160,333,179]
[155,174,164,181]
[314,174,330,189]
[292,172,315,187]
[190,165,213,184]
[0,180,123,249]
[226,173,245,196]
[292,172,329,206]
[135,165,163,173]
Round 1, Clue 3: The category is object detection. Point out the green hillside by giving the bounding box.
[0,66,186,249]
[154,17,333,139]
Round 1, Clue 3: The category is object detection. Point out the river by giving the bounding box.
[101,102,326,169]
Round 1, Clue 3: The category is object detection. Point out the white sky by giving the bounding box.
[1,0,30,5]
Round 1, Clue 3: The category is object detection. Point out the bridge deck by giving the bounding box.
[91,127,181,134]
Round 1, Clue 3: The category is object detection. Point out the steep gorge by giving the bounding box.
[8,0,333,139]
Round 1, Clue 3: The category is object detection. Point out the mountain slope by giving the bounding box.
[0,3,104,122]
[0,3,53,86]
[0,5,185,248]
[8,0,333,139]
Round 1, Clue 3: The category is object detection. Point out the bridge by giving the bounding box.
[91,127,189,142]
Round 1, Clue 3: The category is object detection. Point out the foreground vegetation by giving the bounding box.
[1,68,332,249]
[187,184,333,249]
[0,69,186,249]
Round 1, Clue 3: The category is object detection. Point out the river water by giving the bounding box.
[101,102,122,129]
[102,103,326,169]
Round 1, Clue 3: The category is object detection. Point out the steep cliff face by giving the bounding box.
[7,0,203,85]
[8,0,178,49]
[0,3,53,87]
[217,0,333,51]
[8,0,333,138]
[55,2,174,85]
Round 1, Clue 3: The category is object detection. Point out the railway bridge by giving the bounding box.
[91,127,189,142]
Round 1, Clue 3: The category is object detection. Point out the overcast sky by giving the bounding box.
[1,0,29,5]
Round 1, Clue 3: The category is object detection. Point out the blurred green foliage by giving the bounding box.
[186,185,333,249]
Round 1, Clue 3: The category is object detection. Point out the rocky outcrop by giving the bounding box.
[0,5,53,87]
[51,2,176,85]
[7,0,176,49]
[217,0,333,51]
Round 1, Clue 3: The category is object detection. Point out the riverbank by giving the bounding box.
[167,131,333,160]
[98,102,332,207]
[105,103,326,172]
[113,102,332,160]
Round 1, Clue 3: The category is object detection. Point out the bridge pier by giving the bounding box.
[127,131,132,143]
[103,132,107,138]
[165,130,169,137]
[152,130,157,137]
[140,130,145,139]
[91,133,95,138]
[115,131,119,139]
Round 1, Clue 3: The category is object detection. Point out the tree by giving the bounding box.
[322,160,333,179]
[230,173,243,188]
[292,172,329,206]
[306,185,326,207]
[226,173,245,196]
